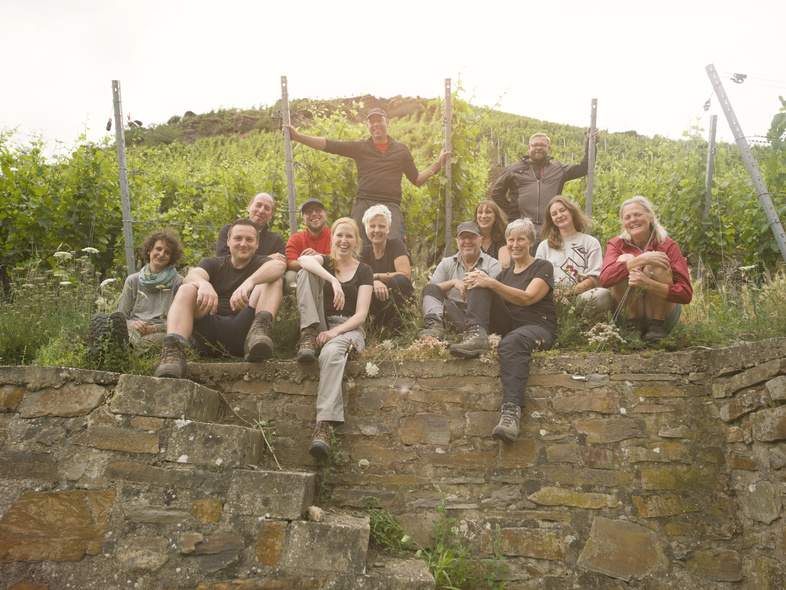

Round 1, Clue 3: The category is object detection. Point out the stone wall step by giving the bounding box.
[356,556,435,589]
[111,374,225,422]
[164,420,262,468]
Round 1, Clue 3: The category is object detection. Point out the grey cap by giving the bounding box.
[365,108,387,120]
[455,222,481,237]
[300,198,325,212]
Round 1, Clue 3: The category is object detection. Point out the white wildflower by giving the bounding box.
[59,281,72,286]
[365,362,380,377]
[53,251,73,260]
[100,278,118,288]
[81,247,99,254]
[53,270,68,278]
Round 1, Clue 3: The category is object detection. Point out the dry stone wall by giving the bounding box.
[1,338,785,589]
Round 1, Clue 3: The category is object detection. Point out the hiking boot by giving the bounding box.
[244,314,274,362]
[108,311,129,349]
[297,326,318,363]
[492,403,521,442]
[156,336,188,379]
[619,317,643,340]
[418,316,448,340]
[643,318,667,342]
[309,421,332,461]
[449,324,490,358]
[88,312,110,356]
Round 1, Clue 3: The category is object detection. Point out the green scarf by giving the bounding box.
[138,265,178,293]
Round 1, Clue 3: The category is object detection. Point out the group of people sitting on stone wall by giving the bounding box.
[88,108,693,460]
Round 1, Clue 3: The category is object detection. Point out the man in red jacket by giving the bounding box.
[284,198,331,292]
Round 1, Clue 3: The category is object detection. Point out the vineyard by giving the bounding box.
[2,93,784,282]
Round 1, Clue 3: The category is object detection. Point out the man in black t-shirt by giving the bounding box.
[156,218,286,380]
[216,192,286,261]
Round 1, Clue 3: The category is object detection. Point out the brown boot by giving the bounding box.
[156,336,187,379]
[492,403,521,442]
[309,421,333,461]
[297,326,318,363]
[244,313,274,362]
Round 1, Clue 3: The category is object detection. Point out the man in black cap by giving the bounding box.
[284,108,449,243]
[284,198,331,291]
[418,222,502,340]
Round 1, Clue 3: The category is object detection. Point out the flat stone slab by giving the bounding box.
[227,469,316,520]
[165,421,262,468]
[111,374,223,422]
[278,514,370,575]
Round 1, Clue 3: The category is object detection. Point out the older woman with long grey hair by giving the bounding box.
[449,217,557,442]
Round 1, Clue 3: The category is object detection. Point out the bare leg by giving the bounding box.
[165,284,206,340]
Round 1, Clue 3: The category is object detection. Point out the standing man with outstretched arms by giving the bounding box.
[284,107,450,243]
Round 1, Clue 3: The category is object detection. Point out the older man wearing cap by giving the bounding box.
[284,108,450,243]
[419,221,502,340]
[284,198,332,291]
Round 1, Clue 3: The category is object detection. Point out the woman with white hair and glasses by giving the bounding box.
[599,196,692,342]
[359,204,415,332]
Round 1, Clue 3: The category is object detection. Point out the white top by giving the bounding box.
[535,232,603,288]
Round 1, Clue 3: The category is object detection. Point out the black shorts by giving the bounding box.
[192,306,256,357]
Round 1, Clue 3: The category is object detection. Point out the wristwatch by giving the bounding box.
[374,273,381,281]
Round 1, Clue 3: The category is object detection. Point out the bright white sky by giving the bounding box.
[2,0,783,155]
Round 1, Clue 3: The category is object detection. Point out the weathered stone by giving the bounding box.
[227,470,315,520]
[0,489,115,561]
[130,416,165,431]
[743,480,781,524]
[575,418,641,443]
[398,511,440,548]
[766,375,786,401]
[484,484,523,506]
[0,452,57,479]
[111,374,223,421]
[465,411,499,437]
[400,415,450,445]
[274,380,319,396]
[545,443,579,464]
[730,455,757,470]
[578,516,665,581]
[0,384,24,411]
[579,445,620,469]
[124,504,190,523]
[425,447,498,468]
[279,515,369,574]
[350,441,416,465]
[541,466,634,487]
[640,467,721,491]
[355,556,435,590]
[712,359,782,397]
[191,499,222,523]
[633,384,706,398]
[719,387,770,422]
[631,403,674,413]
[499,438,537,468]
[8,584,48,590]
[72,425,159,453]
[173,578,326,589]
[165,421,262,467]
[529,486,617,509]
[751,406,786,441]
[18,383,106,418]
[529,373,608,388]
[747,556,784,590]
[632,494,700,517]
[343,417,391,436]
[257,520,288,565]
[104,461,210,488]
[657,424,694,438]
[686,549,742,582]
[769,443,786,469]
[553,395,618,413]
[114,536,169,572]
[481,527,565,560]
[627,442,690,463]
[726,426,745,442]
[180,530,244,572]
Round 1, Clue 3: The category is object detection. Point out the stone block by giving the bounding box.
[104,461,215,489]
[632,494,700,517]
[0,452,57,479]
[342,417,392,436]
[634,384,706,398]
[686,549,742,582]
[111,374,223,422]
[769,443,786,469]
[529,486,617,509]
[165,421,262,468]
[579,445,620,469]
[180,530,244,572]
[355,557,435,590]
[719,387,771,422]
[0,384,24,411]
[713,359,783,398]
[730,455,757,470]
[0,489,115,561]
[256,520,288,565]
[627,442,690,463]
[279,514,369,574]
[424,447,498,469]
[274,380,319,396]
[465,411,499,437]
[640,467,721,491]
[766,375,786,401]
[577,516,665,582]
[350,441,417,465]
[191,499,222,523]
[545,443,579,464]
[170,578,326,589]
[72,425,160,454]
[124,504,190,524]
[400,415,450,445]
[131,416,165,431]
[575,418,642,443]
[227,469,315,520]
[499,438,537,468]
[747,556,784,590]
[480,526,565,560]
[18,383,106,418]
[398,511,440,548]
[553,395,618,413]
[743,480,781,524]
[114,536,169,573]
[751,405,786,442]
[541,466,634,487]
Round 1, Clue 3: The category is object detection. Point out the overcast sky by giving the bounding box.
[2,0,783,155]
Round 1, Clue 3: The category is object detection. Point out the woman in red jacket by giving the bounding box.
[599,196,692,342]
